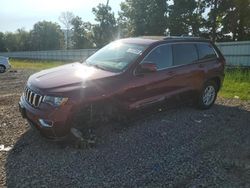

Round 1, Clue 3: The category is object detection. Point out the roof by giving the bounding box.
[119,36,210,46]
[119,38,159,45]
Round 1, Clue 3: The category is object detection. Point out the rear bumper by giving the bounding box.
[19,95,75,140]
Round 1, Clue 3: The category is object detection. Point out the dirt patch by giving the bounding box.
[0,70,249,187]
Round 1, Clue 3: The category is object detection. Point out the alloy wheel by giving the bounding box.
[202,85,216,106]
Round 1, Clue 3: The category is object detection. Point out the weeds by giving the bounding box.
[219,68,250,100]
[10,59,67,70]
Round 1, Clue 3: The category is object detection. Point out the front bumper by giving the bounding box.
[7,63,11,70]
[19,95,75,139]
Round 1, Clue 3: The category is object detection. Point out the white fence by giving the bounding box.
[216,41,250,67]
[0,49,97,61]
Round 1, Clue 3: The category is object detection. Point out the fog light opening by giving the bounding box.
[38,119,53,128]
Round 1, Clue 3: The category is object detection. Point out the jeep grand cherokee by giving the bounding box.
[19,36,225,139]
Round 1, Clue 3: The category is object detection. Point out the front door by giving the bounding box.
[122,44,180,109]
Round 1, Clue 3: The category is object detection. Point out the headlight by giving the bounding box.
[43,96,68,107]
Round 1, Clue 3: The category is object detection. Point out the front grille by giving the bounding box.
[24,87,43,107]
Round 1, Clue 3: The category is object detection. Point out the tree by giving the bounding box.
[30,21,64,50]
[167,0,206,36]
[0,29,31,52]
[59,11,75,49]
[203,0,250,41]
[234,0,250,40]
[4,32,19,52]
[210,0,219,42]
[16,28,31,51]
[220,0,250,41]
[71,16,92,49]
[0,32,7,52]
[92,3,117,47]
[119,0,167,36]
[203,0,223,42]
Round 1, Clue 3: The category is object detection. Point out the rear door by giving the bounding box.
[196,42,221,85]
[171,43,202,91]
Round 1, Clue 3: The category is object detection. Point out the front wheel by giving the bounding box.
[197,81,218,109]
[0,65,6,73]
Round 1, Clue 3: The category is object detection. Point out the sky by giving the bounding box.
[0,0,123,32]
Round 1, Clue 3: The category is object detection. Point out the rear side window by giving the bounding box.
[173,44,198,66]
[143,44,172,70]
[197,43,217,60]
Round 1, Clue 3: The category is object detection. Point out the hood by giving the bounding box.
[28,62,119,92]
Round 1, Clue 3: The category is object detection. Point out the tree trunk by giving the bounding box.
[66,29,69,49]
[212,0,218,42]
[237,2,246,41]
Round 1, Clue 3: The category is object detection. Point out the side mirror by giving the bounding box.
[138,62,157,73]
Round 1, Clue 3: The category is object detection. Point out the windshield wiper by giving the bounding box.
[92,64,109,71]
[85,62,118,72]
[84,61,102,69]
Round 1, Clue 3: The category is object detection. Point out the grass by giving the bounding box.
[9,59,250,100]
[10,59,67,70]
[219,68,250,100]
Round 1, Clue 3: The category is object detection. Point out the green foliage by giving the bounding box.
[219,0,250,41]
[0,26,64,52]
[15,29,31,51]
[219,68,250,100]
[4,32,19,51]
[71,16,93,49]
[0,29,30,52]
[202,0,250,41]
[119,0,167,36]
[10,59,66,70]
[119,0,250,41]
[30,21,64,50]
[0,32,7,52]
[1,0,250,52]
[92,3,117,47]
[167,0,206,36]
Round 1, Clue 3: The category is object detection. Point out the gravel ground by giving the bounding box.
[0,70,250,187]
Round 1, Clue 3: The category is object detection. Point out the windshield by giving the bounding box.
[85,41,147,72]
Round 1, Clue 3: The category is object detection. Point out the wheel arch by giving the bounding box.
[207,76,221,91]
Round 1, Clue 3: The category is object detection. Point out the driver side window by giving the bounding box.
[142,44,173,70]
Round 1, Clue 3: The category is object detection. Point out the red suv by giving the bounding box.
[19,37,225,139]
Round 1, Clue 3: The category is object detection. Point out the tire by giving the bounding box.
[0,65,6,73]
[197,80,218,109]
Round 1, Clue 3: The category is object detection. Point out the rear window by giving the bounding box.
[172,44,198,66]
[197,43,217,60]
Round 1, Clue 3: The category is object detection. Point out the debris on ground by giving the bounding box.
[0,145,12,152]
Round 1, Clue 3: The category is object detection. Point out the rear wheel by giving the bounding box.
[198,80,218,109]
[0,65,6,73]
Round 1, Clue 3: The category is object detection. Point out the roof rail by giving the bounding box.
[137,35,207,41]
[163,35,205,40]
[138,36,166,40]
